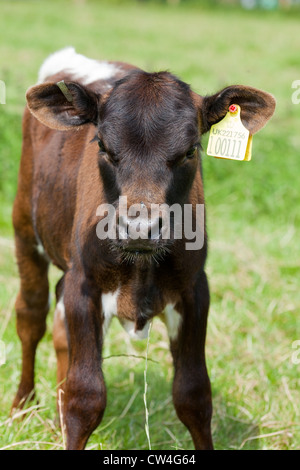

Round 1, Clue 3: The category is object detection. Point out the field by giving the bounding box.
[0,0,300,451]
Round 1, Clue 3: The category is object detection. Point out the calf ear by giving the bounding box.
[26,81,99,130]
[198,85,276,135]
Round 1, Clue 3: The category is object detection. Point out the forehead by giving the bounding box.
[99,71,199,152]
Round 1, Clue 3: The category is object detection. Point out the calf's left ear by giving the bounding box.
[196,85,276,135]
[26,81,100,130]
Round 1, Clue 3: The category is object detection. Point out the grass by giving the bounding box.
[1,0,300,450]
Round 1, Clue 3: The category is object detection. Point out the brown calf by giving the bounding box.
[12,48,275,450]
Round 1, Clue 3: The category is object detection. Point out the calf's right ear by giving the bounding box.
[196,85,276,135]
[26,81,100,130]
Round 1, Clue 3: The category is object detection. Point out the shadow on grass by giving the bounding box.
[1,309,259,450]
[211,391,260,450]
[91,358,260,451]
[1,349,260,450]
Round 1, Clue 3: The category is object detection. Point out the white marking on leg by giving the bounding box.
[34,238,50,262]
[55,296,65,321]
[163,304,182,341]
[36,243,45,256]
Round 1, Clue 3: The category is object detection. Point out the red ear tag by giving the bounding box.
[229,104,238,114]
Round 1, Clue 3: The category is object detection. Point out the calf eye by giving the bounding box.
[98,139,106,152]
[186,145,197,159]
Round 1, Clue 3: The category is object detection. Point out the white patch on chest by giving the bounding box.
[101,289,151,340]
[101,289,120,336]
[119,318,151,340]
[38,47,118,85]
[163,304,182,341]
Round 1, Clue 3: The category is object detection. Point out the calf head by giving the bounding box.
[26,71,275,261]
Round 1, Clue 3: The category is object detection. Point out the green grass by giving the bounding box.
[1,0,300,450]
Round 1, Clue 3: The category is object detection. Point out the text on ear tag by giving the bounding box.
[206,104,252,161]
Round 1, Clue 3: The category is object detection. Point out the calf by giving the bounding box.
[12,48,275,450]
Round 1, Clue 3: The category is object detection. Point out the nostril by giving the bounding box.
[117,215,126,228]
[158,217,163,233]
[117,212,164,241]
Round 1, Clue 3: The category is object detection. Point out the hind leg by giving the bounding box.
[53,275,69,398]
[52,275,69,430]
[170,271,213,450]
[12,234,50,411]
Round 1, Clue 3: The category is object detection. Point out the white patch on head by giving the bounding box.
[163,304,182,341]
[38,47,118,85]
[102,289,120,335]
[119,318,151,340]
[55,296,65,321]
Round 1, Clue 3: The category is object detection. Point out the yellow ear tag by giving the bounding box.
[206,104,252,161]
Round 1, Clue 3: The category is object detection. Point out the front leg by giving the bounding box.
[63,269,106,450]
[170,271,213,450]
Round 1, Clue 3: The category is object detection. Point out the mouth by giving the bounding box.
[110,241,171,265]
[125,246,153,255]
